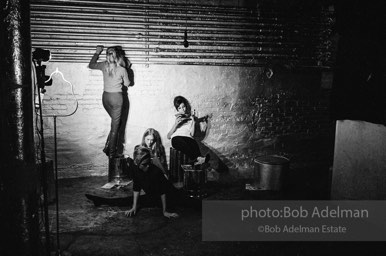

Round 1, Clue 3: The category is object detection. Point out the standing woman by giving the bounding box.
[88,45,131,158]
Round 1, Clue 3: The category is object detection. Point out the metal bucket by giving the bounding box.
[254,155,289,191]
[183,169,206,192]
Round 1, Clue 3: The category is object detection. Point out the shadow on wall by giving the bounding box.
[117,63,135,154]
[198,142,231,173]
[117,87,130,154]
[194,114,230,173]
[233,63,335,173]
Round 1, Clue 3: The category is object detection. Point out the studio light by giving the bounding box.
[32,48,52,90]
[33,48,51,63]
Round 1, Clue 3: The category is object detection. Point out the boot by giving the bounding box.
[109,132,119,158]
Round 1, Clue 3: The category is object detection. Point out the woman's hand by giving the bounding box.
[163,211,179,218]
[95,45,103,55]
[125,207,137,217]
[167,114,188,139]
[174,116,187,126]
[89,45,103,68]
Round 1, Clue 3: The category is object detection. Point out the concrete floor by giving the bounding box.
[45,165,386,256]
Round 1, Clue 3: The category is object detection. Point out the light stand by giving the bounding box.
[54,116,60,256]
[33,48,51,256]
[35,71,51,256]
[36,66,78,256]
[48,71,78,256]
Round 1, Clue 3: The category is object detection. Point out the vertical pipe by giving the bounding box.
[54,116,61,254]
[0,0,40,255]
[177,150,182,184]
[170,147,175,181]
[37,81,51,255]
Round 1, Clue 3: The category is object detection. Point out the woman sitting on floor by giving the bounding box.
[86,146,201,216]
[137,128,168,177]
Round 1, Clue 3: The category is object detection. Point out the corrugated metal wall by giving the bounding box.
[31,0,334,67]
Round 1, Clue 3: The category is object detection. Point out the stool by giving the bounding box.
[169,148,190,186]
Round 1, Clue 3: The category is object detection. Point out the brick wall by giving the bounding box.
[39,63,334,178]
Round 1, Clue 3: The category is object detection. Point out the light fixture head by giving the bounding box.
[33,48,51,63]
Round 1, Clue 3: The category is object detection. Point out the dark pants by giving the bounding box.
[102,91,123,157]
[171,136,201,162]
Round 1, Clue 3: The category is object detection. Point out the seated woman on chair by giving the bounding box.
[137,128,168,177]
[167,95,209,164]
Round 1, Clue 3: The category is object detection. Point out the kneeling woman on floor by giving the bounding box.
[125,146,201,218]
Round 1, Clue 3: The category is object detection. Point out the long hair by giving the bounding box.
[105,46,126,76]
[140,128,168,171]
[173,95,191,115]
[141,128,165,159]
